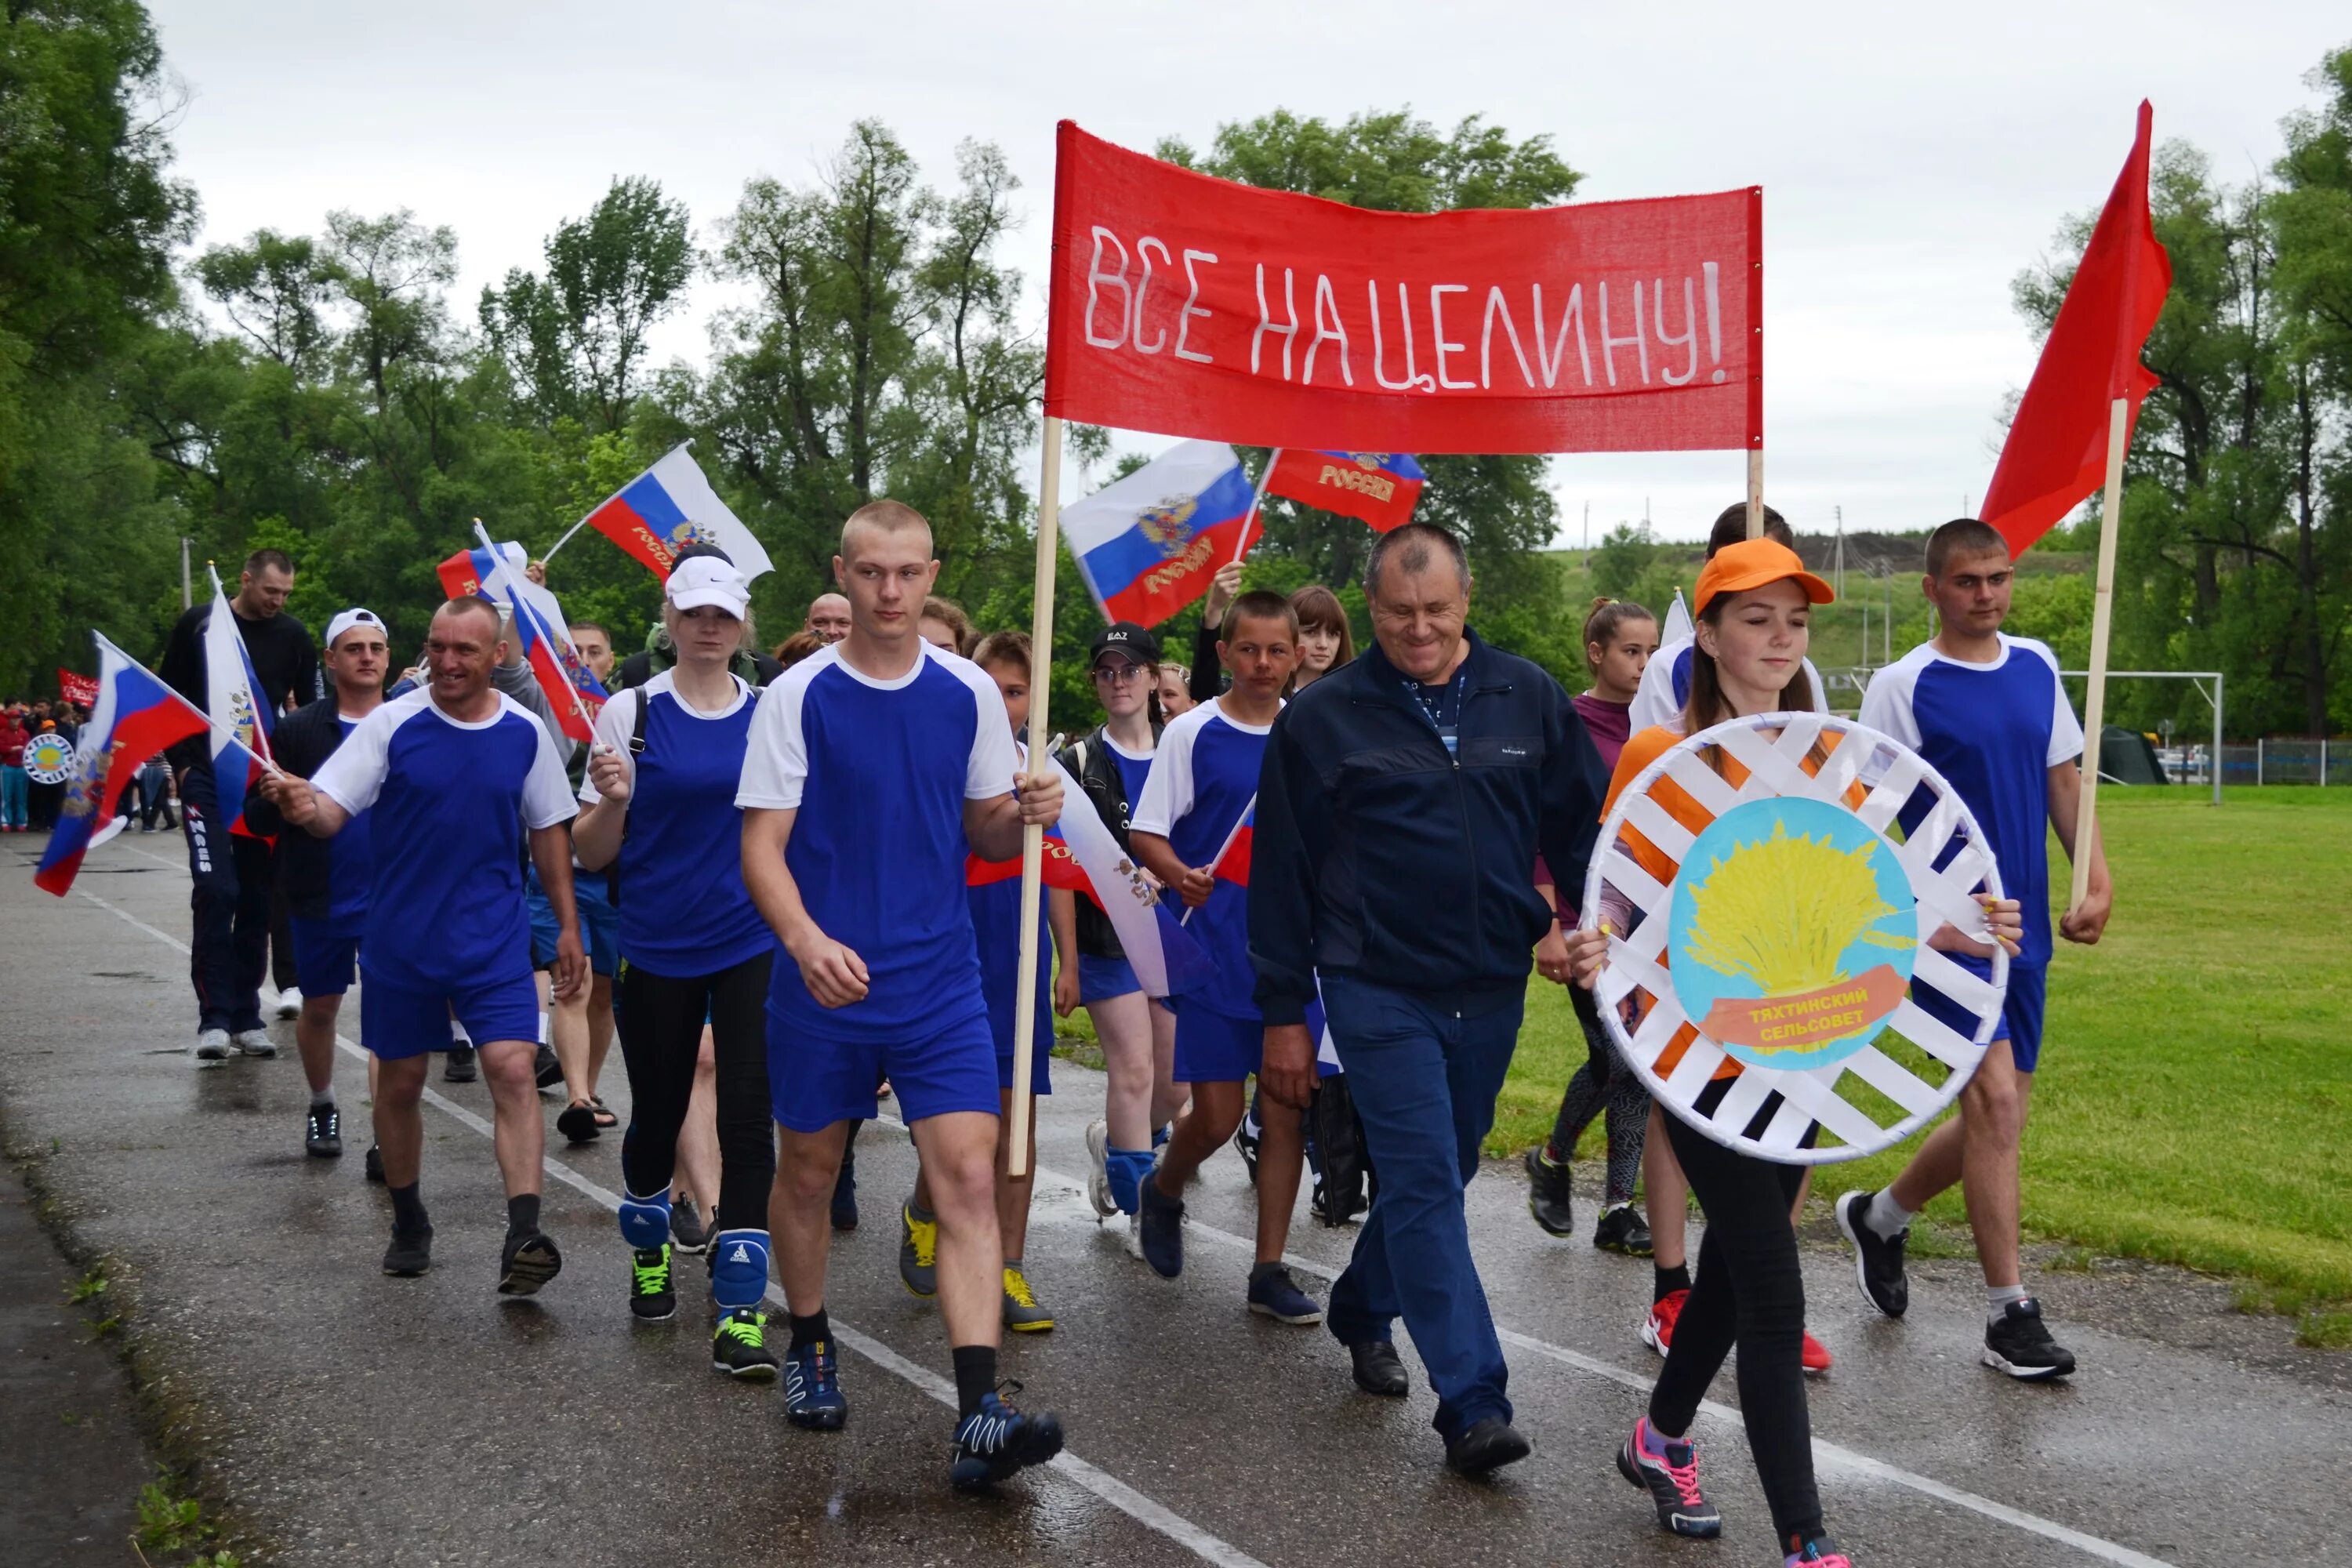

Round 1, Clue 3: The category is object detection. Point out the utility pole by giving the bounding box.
[1583,500,1590,554]
[180,537,192,611]
[1832,506,1845,597]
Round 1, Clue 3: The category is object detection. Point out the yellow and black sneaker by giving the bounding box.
[1001,1265,1055,1333]
[628,1243,675,1322]
[898,1201,938,1297]
[712,1308,780,1381]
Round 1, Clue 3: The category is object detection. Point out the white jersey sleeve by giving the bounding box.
[1857,650,1927,752]
[1128,705,1203,838]
[1628,637,1690,732]
[736,659,815,811]
[310,692,409,815]
[936,649,1019,800]
[518,699,579,829]
[2022,637,2086,765]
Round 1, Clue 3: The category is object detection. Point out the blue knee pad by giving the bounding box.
[710,1229,771,1312]
[618,1188,672,1250]
[1105,1147,1155,1214]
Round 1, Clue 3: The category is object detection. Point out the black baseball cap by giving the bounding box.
[1090,622,1160,666]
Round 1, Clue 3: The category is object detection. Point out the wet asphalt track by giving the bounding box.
[2,833,2345,1567]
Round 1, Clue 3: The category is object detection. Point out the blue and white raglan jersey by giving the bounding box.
[736,641,1018,1041]
[311,688,577,990]
[1860,634,2084,967]
[1629,635,1828,732]
[583,670,772,978]
[1129,696,1276,1019]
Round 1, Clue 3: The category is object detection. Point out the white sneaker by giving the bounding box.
[1083,1120,1118,1221]
[233,1029,277,1058]
[193,1028,230,1061]
[1124,1210,1145,1261]
[275,987,302,1019]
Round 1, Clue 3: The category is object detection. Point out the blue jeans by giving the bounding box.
[1322,977,1523,1444]
[0,765,25,828]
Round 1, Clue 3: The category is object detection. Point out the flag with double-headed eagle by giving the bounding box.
[1264,449,1426,533]
[37,635,218,895]
[440,539,608,745]
[203,565,274,839]
[578,444,773,583]
[1062,441,1260,629]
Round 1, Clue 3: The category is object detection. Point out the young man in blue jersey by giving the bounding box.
[737,499,1068,1490]
[1127,590,1325,1326]
[1838,518,2114,1380]
[249,608,391,1160]
[265,597,586,1291]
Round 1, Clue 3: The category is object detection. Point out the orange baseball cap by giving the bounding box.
[1693,538,1835,616]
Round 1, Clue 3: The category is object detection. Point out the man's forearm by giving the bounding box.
[742,812,821,955]
[966,794,1028,863]
[1128,831,1189,887]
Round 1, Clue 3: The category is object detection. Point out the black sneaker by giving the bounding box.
[1524,1147,1574,1237]
[1984,1298,2076,1381]
[305,1104,343,1159]
[383,1225,433,1277]
[1834,1189,1911,1319]
[497,1229,563,1296]
[831,1149,859,1232]
[1232,1117,1260,1185]
[442,1045,478,1083]
[670,1195,709,1254]
[1593,1202,1653,1256]
[364,1144,384,1184]
[533,1044,562,1091]
[713,1308,781,1381]
[949,1385,1065,1490]
[1617,1416,1722,1537]
[628,1243,676,1321]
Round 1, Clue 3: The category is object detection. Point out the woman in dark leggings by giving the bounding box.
[575,556,779,1381]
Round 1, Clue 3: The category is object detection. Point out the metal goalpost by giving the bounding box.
[2058,668,2224,807]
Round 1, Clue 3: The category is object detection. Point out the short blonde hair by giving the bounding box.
[840,499,933,559]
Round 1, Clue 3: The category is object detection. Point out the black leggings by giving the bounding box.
[618,950,775,1235]
[1548,982,1650,1203]
[1650,1110,1823,1545]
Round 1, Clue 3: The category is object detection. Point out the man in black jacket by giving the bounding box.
[1250,522,1609,1477]
[247,610,389,1159]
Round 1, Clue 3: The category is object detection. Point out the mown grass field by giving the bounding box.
[1493,786,2352,1311]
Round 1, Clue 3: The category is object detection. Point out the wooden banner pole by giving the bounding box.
[1007,416,1065,1179]
[2070,397,2129,909]
[1746,446,1765,540]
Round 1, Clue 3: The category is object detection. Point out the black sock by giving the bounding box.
[789,1310,830,1352]
[952,1344,997,1417]
[390,1181,428,1234]
[1653,1262,1691,1304]
[506,1192,540,1236]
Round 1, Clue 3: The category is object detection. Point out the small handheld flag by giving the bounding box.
[37,636,216,896]
[1263,450,1426,533]
[442,535,608,745]
[576,444,774,583]
[203,565,275,839]
[1044,757,1216,997]
[1061,442,1262,629]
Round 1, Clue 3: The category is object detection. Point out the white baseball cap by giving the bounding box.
[325,608,387,648]
[666,556,750,619]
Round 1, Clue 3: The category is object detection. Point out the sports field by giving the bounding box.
[1499,786,2352,1319]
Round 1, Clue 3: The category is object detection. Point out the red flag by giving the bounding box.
[1263,450,1427,532]
[1980,103,2172,555]
[56,669,100,706]
[1045,123,1761,456]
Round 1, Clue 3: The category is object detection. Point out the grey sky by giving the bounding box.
[149,1,2346,543]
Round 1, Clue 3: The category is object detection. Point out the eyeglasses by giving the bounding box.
[1092,662,1145,684]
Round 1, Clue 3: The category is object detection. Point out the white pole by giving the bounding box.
[1230,448,1282,567]
[2257,736,2264,787]
[1007,417,1064,1179]
[539,514,593,565]
[2069,397,2130,912]
[2211,671,2223,807]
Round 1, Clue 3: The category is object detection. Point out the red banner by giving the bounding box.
[1045,123,1761,456]
[56,669,100,706]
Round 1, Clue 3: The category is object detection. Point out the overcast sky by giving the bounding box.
[147,1,2346,544]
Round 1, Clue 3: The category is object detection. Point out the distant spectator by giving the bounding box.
[918,595,976,656]
[804,592,851,643]
[771,630,826,669]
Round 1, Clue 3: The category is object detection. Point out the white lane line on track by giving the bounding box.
[71,882,1271,1568]
[876,1114,2178,1568]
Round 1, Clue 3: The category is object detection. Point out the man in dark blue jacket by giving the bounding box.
[1250,522,1608,1476]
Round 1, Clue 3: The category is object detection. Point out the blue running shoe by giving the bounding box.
[1136,1171,1184,1279]
[949,1385,1064,1490]
[1246,1264,1324,1324]
[783,1338,847,1428]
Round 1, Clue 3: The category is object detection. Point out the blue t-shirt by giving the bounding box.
[583,670,773,978]
[312,688,578,990]
[1130,697,1276,1019]
[736,642,1018,1041]
[1860,634,2084,967]
[1107,735,1155,828]
[322,715,372,936]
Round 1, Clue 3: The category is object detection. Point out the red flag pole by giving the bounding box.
[1007,416,1065,1179]
[2069,397,2129,909]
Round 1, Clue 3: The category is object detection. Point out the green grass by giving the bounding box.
[1497,786,2352,1302]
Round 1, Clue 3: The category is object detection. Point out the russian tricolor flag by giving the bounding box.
[1062,441,1261,630]
[1264,449,1427,534]
[965,825,1091,892]
[439,539,608,745]
[38,636,215,896]
[202,566,274,839]
[1210,796,1254,887]
[578,444,774,583]
[1043,757,1216,998]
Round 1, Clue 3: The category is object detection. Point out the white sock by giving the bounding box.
[309,1086,334,1109]
[1864,1189,1915,1239]
[1987,1283,2029,1325]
